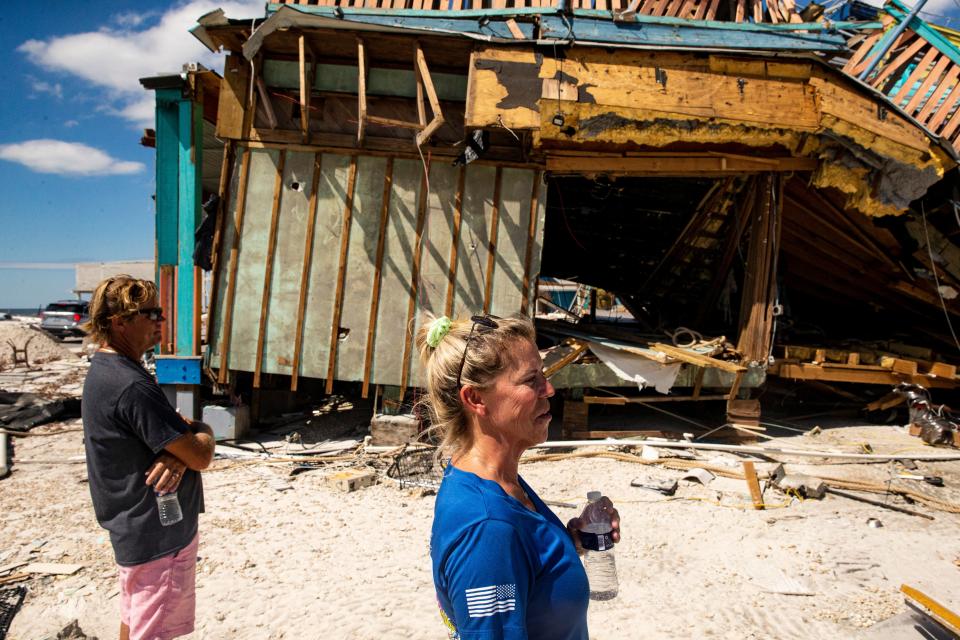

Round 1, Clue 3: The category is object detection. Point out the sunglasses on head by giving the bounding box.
[137,307,165,321]
[456,314,501,388]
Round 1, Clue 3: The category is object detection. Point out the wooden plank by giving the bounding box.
[904,54,951,116]
[505,18,526,39]
[445,165,466,317]
[362,158,394,398]
[651,343,746,373]
[357,37,368,144]
[927,73,960,131]
[742,461,764,509]
[546,155,816,174]
[900,585,960,636]
[891,46,939,106]
[205,140,234,366]
[253,150,286,389]
[570,430,682,439]
[216,54,249,140]
[414,44,445,147]
[482,167,502,313]
[291,153,323,392]
[520,171,542,315]
[917,63,959,125]
[583,394,729,404]
[844,27,889,75]
[772,362,958,388]
[365,114,423,130]
[299,34,311,140]
[217,148,252,384]
[692,366,706,399]
[325,156,359,395]
[399,158,430,399]
[255,76,279,130]
[881,356,919,375]
[544,341,589,378]
[870,35,926,87]
[930,362,958,378]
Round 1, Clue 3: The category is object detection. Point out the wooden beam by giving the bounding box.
[325,156,359,395]
[362,158,394,398]
[365,115,424,130]
[357,37,367,144]
[546,155,816,175]
[205,140,235,366]
[772,362,958,388]
[399,157,430,400]
[583,394,729,405]
[414,43,445,147]
[217,148,252,384]
[255,76,279,130]
[520,171,542,315]
[482,167,502,313]
[299,33,314,141]
[253,150,287,389]
[290,153,323,392]
[445,165,466,317]
[544,341,589,378]
[651,343,746,373]
[742,461,764,510]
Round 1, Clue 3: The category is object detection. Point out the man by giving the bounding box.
[81,276,215,640]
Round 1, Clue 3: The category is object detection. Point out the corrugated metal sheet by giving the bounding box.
[208,146,545,389]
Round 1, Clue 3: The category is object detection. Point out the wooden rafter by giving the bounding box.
[414,43,445,148]
[298,33,316,142]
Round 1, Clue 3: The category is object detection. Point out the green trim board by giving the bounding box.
[209,147,545,387]
[155,89,180,267]
[176,98,202,356]
[262,60,468,102]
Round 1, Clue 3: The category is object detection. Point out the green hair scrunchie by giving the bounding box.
[427,316,453,348]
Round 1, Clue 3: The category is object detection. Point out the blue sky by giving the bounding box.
[0,0,261,309]
[2,0,960,309]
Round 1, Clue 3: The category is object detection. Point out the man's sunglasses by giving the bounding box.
[456,314,500,388]
[137,307,165,321]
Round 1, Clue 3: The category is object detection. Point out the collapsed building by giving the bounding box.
[139,0,960,439]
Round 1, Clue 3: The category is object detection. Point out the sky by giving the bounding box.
[0,0,262,309]
[2,1,960,309]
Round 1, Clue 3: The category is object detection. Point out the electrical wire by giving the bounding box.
[919,203,960,356]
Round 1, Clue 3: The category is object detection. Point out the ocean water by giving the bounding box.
[1,308,43,317]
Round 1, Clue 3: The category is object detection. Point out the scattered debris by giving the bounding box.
[826,488,934,520]
[0,586,27,640]
[867,518,883,528]
[630,478,678,495]
[771,464,827,499]
[22,562,83,576]
[56,619,96,640]
[0,393,81,433]
[326,469,377,493]
[369,413,420,446]
[742,461,764,510]
[894,383,960,447]
[897,474,944,487]
[680,468,715,486]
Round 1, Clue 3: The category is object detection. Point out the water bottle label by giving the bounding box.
[579,529,614,552]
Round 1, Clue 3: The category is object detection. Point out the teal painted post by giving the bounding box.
[176,97,201,356]
[155,89,180,267]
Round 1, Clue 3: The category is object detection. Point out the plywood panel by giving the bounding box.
[452,164,497,317]
[227,149,281,373]
[407,162,459,388]
[208,151,244,368]
[262,151,315,375]
[489,168,534,317]
[333,156,388,381]
[370,158,422,386]
[299,154,353,380]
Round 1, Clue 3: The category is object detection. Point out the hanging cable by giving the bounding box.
[920,203,960,356]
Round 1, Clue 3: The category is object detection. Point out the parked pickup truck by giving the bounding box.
[40,300,89,340]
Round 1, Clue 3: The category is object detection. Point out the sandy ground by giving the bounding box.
[3,350,960,638]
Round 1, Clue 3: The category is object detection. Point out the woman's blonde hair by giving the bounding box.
[82,275,158,344]
[415,312,536,458]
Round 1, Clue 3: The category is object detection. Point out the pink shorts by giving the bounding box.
[119,533,199,640]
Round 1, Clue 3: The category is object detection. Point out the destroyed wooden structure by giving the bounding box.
[140,0,960,436]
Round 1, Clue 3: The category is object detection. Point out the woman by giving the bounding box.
[416,314,620,640]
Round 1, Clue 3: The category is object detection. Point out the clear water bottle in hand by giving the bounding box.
[156,491,183,527]
[578,490,618,601]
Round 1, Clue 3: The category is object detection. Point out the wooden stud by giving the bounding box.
[692,366,706,399]
[290,153,323,392]
[445,165,466,317]
[928,75,960,132]
[414,44,445,147]
[325,156,359,395]
[299,34,314,142]
[843,28,887,75]
[255,76,279,130]
[217,148,252,384]
[891,47,938,106]
[871,36,926,88]
[362,158,394,398]
[357,37,368,144]
[253,150,287,389]
[904,54,950,116]
[652,343,746,373]
[917,65,960,126]
[399,158,430,400]
[365,115,424,130]
[205,140,235,360]
[505,18,525,39]
[483,167,503,313]
[159,266,176,355]
[742,461,764,510]
[543,341,589,378]
[521,172,542,315]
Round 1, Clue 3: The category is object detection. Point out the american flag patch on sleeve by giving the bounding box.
[465,584,517,618]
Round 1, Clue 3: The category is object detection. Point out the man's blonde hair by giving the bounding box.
[415,313,536,459]
[82,275,158,344]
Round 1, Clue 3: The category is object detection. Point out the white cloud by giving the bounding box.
[18,1,262,127]
[0,140,145,176]
[28,78,63,99]
[64,120,79,128]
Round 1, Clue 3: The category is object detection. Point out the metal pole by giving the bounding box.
[858,0,930,81]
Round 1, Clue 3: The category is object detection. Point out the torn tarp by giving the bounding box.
[586,340,681,393]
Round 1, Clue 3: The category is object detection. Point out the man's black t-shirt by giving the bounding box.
[82,351,204,566]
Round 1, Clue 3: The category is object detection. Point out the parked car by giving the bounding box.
[40,300,89,339]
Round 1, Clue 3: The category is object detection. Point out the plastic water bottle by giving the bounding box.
[156,491,183,527]
[578,491,618,601]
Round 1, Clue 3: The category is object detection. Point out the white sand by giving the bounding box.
[3,403,960,639]
[0,321,75,368]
